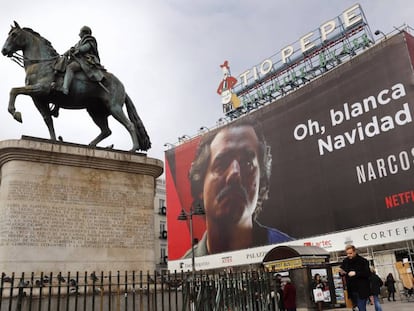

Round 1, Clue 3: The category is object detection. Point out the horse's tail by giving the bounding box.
[125,93,152,151]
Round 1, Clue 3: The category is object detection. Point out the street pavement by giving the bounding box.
[326,298,414,310]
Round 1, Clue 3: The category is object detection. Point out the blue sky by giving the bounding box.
[1,0,414,162]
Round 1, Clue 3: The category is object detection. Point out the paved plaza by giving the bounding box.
[327,298,413,311]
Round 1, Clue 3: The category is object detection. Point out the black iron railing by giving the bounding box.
[0,270,276,311]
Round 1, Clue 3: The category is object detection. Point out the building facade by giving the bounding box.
[154,178,168,272]
[165,30,414,287]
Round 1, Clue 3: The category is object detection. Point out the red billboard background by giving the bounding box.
[166,32,414,260]
[165,137,204,260]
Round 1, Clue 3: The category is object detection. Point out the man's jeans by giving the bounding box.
[351,292,367,311]
[356,297,367,311]
[372,295,383,311]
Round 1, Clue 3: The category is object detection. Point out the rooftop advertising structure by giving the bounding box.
[166,26,414,271]
[222,4,374,119]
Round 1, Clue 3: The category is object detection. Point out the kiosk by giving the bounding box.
[263,245,346,310]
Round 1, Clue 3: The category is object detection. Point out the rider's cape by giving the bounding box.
[74,35,105,82]
[55,35,105,82]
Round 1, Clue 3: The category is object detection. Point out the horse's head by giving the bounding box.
[1,21,26,57]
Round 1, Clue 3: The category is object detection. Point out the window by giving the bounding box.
[160,247,168,263]
[159,199,166,215]
[159,221,167,239]
[159,221,166,232]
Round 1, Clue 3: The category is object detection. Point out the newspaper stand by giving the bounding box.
[263,245,342,309]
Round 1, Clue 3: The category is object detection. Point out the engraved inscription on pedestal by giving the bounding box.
[0,139,163,273]
[1,180,153,249]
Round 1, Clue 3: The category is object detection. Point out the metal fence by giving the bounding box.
[0,270,276,311]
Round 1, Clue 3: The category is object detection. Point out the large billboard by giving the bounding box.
[166,32,414,267]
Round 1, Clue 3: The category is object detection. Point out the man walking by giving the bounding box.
[339,245,371,311]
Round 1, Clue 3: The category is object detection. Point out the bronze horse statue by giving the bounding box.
[1,22,151,152]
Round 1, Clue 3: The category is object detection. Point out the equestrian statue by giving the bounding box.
[1,22,151,152]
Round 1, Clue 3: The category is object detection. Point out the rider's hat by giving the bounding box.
[80,26,92,35]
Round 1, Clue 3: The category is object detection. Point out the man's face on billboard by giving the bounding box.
[202,125,260,224]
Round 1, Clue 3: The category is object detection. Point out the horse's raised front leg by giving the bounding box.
[8,84,44,123]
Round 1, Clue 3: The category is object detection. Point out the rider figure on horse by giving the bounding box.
[61,26,105,95]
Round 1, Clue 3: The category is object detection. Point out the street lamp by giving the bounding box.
[177,205,205,273]
[178,135,191,143]
[163,143,175,149]
[199,126,209,133]
[217,117,227,126]
[374,29,387,40]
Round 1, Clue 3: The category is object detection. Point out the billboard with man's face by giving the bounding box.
[166,32,414,263]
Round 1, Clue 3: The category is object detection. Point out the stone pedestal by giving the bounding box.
[0,137,163,274]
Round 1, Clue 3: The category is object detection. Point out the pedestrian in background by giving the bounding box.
[369,267,383,311]
[312,273,326,311]
[275,274,285,311]
[283,278,297,311]
[385,273,396,301]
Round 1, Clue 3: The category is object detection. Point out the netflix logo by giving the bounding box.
[385,190,414,209]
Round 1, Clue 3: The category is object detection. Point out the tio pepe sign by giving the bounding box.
[238,4,364,88]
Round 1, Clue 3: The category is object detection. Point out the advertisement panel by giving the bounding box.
[166,32,414,264]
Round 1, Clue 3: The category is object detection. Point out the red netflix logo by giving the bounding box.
[385,190,414,208]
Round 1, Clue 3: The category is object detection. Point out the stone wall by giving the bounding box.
[0,137,163,274]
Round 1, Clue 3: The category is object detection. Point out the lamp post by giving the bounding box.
[374,29,387,40]
[178,134,192,143]
[163,142,175,149]
[177,205,205,273]
[199,126,209,133]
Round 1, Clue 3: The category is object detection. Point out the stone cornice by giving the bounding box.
[0,138,164,178]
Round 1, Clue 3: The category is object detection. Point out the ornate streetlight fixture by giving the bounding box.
[178,135,191,143]
[163,143,175,149]
[177,205,205,273]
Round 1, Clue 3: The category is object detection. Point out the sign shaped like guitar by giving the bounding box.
[217,61,241,113]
